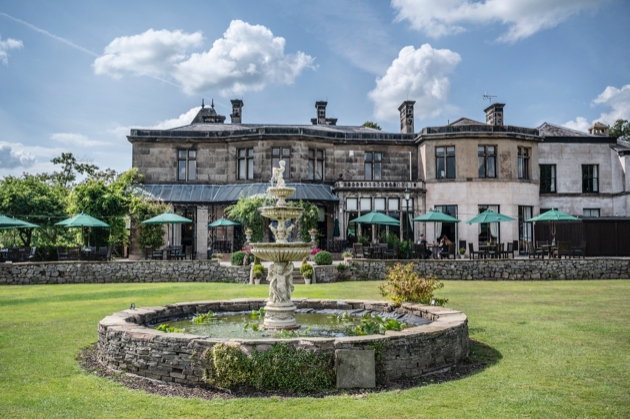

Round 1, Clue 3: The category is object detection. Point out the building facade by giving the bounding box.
[128,99,630,258]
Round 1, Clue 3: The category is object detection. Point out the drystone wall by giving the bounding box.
[0,260,250,285]
[315,258,630,282]
[97,298,468,386]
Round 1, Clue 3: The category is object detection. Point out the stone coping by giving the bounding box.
[97,299,469,385]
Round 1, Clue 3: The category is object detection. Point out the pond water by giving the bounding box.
[159,309,431,339]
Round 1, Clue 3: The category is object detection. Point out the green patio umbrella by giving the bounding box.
[527,209,580,242]
[142,212,192,247]
[208,217,240,248]
[333,218,340,237]
[349,211,400,226]
[413,210,460,244]
[0,215,39,247]
[464,209,516,224]
[55,213,109,247]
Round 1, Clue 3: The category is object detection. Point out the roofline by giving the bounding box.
[541,137,617,144]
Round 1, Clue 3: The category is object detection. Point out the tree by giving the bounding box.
[0,174,68,246]
[362,121,382,130]
[610,119,630,141]
[45,153,100,188]
[225,193,275,243]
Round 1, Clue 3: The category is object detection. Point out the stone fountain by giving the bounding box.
[249,161,313,330]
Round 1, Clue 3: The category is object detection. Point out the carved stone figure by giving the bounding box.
[272,160,286,188]
[269,220,295,243]
[268,261,294,304]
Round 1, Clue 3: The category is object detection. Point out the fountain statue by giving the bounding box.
[249,161,313,330]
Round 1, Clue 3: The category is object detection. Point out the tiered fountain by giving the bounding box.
[249,161,313,330]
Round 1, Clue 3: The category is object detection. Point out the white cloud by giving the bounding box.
[368,44,461,121]
[51,133,110,147]
[0,144,36,169]
[94,20,315,96]
[93,29,203,78]
[109,106,202,140]
[392,0,603,42]
[564,84,630,132]
[0,36,23,65]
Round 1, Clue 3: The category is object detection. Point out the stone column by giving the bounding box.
[196,205,208,259]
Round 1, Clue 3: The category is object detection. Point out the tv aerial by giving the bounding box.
[483,92,497,102]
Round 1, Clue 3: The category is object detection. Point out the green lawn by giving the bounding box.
[1,280,629,419]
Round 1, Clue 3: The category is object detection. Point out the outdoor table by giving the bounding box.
[540,244,557,258]
[427,243,440,259]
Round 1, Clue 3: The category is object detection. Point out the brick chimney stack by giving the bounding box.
[230,99,244,124]
[398,100,416,133]
[484,103,505,126]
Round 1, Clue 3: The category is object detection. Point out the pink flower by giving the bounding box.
[311,248,321,255]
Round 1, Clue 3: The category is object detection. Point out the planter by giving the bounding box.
[459,254,466,259]
[344,257,353,264]
[254,277,261,285]
[304,276,312,285]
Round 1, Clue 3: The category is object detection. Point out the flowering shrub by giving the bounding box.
[311,248,321,256]
[379,262,448,306]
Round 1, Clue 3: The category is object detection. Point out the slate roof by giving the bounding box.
[537,122,596,137]
[139,183,338,204]
[447,117,486,126]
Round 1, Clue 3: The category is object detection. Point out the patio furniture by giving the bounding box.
[556,241,572,259]
[352,243,364,259]
[96,246,112,261]
[170,245,186,260]
[468,243,483,259]
[571,241,586,258]
[67,247,81,261]
[501,242,515,259]
[440,243,455,259]
[26,247,37,262]
[527,242,545,259]
[383,244,398,260]
[57,246,69,261]
[144,246,152,260]
[185,245,193,260]
[7,248,19,263]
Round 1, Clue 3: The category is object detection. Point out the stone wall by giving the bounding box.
[97,299,469,386]
[320,258,630,282]
[0,260,250,285]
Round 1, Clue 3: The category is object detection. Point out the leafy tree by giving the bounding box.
[610,119,630,141]
[290,200,320,242]
[0,174,68,246]
[130,198,170,250]
[44,153,100,188]
[362,121,382,130]
[225,193,275,243]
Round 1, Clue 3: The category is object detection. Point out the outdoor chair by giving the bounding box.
[27,247,37,262]
[185,245,193,260]
[67,247,81,261]
[527,242,545,259]
[502,241,515,259]
[383,244,398,260]
[57,246,68,261]
[96,246,110,261]
[171,245,185,260]
[440,243,455,259]
[144,246,152,260]
[556,241,572,259]
[468,243,483,259]
[7,248,19,263]
[571,241,586,258]
[352,243,364,259]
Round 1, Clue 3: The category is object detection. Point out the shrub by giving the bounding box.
[230,251,246,266]
[336,263,348,272]
[299,263,313,278]
[313,250,332,265]
[252,265,265,278]
[379,262,448,306]
[341,251,353,259]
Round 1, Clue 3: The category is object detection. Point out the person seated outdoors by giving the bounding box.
[439,235,452,259]
[418,234,433,259]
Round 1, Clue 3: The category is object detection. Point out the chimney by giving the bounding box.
[398,100,416,133]
[230,99,243,124]
[311,101,337,125]
[484,103,505,126]
[588,122,610,137]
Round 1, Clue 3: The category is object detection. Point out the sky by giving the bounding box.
[1,0,629,176]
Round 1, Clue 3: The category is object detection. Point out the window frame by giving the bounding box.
[436,146,456,179]
[364,152,382,180]
[271,147,291,179]
[583,208,600,218]
[237,148,254,180]
[518,147,530,180]
[308,149,325,181]
[177,149,196,181]
[582,164,599,193]
[478,145,497,178]
[539,164,556,193]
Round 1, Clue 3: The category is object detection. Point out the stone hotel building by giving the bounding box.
[128,99,630,258]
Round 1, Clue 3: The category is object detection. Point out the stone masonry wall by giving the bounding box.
[315,258,630,282]
[0,260,250,285]
[97,298,468,385]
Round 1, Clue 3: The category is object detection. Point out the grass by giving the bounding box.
[1,280,629,418]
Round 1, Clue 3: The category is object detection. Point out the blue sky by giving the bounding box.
[1,0,629,176]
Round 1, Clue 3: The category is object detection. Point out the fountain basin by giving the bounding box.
[266,187,296,206]
[259,206,304,220]
[250,243,312,262]
[97,298,469,388]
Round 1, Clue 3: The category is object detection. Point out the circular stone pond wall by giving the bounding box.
[97,298,469,388]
